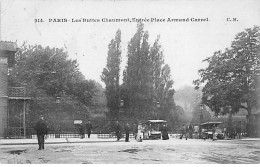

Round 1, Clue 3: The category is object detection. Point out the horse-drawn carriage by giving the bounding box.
[200,122,225,140]
[142,120,167,140]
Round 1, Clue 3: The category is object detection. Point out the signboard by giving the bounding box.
[0,57,8,64]
[74,120,82,124]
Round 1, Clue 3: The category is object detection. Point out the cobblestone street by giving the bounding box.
[1,138,259,164]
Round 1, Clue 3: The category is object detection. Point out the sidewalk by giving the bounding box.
[0,134,118,145]
[241,138,260,141]
[1,134,259,146]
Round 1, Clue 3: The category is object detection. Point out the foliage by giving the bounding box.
[194,26,260,120]
[101,30,122,119]
[9,43,98,130]
[10,43,96,106]
[191,104,212,125]
[122,23,175,120]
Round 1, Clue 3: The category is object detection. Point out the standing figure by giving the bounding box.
[78,123,85,139]
[125,123,130,142]
[212,124,217,140]
[180,124,187,140]
[115,121,121,141]
[136,123,143,142]
[236,125,241,139]
[194,124,199,139]
[35,115,48,150]
[133,123,138,139]
[185,125,189,140]
[85,120,93,138]
[188,123,193,139]
[223,127,227,138]
[160,124,169,140]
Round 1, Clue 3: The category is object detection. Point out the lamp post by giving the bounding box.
[199,104,204,138]
[55,96,61,104]
[120,100,124,107]
[242,66,251,137]
[118,99,124,120]
[228,106,232,138]
[156,101,160,120]
[199,104,203,124]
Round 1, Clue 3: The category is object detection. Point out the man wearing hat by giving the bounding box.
[35,115,48,150]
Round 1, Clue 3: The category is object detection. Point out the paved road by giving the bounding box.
[0,138,259,164]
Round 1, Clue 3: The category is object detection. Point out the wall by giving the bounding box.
[0,54,8,138]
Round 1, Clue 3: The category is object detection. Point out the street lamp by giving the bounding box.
[156,101,160,119]
[156,101,160,108]
[199,104,203,124]
[55,96,61,104]
[199,104,204,138]
[120,100,124,107]
[118,99,124,120]
[228,106,232,137]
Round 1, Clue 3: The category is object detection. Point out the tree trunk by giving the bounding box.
[228,110,233,138]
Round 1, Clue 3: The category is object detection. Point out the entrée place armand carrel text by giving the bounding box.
[35,17,211,23]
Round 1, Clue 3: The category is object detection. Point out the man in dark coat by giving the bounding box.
[35,115,48,150]
[115,121,121,141]
[125,123,130,142]
[78,123,85,139]
[85,120,93,138]
[160,124,169,140]
[188,123,194,139]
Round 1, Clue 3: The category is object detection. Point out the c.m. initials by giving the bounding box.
[227,18,238,22]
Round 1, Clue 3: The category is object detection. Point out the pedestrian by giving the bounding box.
[223,127,227,138]
[188,123,193,139]
[115,121,121,141]
[185,125,189,140]
[85,120,93,138]
[212,124,217,141]
[160,124,169,140]
[133,123,138,139]
[236,125,241,139]
[35,115,48,150]
[194,124,199,139]
[180,124,187,140]
[78,123,85,139]
[125,123,130,142]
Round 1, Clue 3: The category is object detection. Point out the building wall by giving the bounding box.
[0,56,8,138]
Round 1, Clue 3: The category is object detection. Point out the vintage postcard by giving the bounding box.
[0,0,259,164]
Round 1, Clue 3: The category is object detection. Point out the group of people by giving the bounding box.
[36,115,216,151]
[114,121,131,142]
[78,121,93,139]
[34,115,93,150]
[179,123,200,140]
[115,121,170,141]
[223,126,243,139]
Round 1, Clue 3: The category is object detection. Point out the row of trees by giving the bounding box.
[194,26,260,136]
[101,23,184,129]
[11,24,259,134]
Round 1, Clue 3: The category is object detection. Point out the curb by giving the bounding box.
[0,140,123,146]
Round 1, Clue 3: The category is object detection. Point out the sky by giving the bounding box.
[1,0,260,90]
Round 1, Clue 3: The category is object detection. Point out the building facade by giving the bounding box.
[0,41,31,138]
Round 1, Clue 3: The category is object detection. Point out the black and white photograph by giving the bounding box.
[0,0,260,164]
